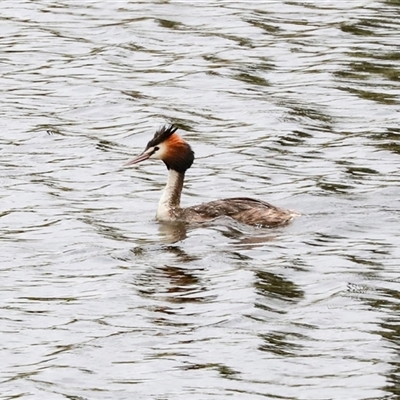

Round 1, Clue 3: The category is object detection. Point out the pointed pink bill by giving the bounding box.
[124,151,151,166]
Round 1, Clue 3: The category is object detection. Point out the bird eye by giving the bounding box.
[154,146,159,151]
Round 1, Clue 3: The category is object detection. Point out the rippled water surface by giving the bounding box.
[2,1,400,399]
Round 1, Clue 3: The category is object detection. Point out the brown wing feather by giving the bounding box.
[183,197,296,227]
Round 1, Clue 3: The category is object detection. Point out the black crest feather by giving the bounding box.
[146,124,178,149]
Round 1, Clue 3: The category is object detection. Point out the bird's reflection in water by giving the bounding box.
[135,261,214,328]
[158,221,188,243]
[157,217,279,248]
[134,244,209,305]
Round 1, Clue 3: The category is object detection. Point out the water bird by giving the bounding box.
[125,125,298,227]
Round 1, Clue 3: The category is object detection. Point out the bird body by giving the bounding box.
[126,125,298,227]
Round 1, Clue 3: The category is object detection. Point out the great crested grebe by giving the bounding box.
[125,125,298,227]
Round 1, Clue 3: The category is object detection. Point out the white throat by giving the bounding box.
[156,169,184,221]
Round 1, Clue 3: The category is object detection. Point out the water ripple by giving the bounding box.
[1,0,400,399]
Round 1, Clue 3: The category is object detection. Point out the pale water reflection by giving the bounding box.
[1,0,400,399]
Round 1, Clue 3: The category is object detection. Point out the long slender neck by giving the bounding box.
[157,169,185,221]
